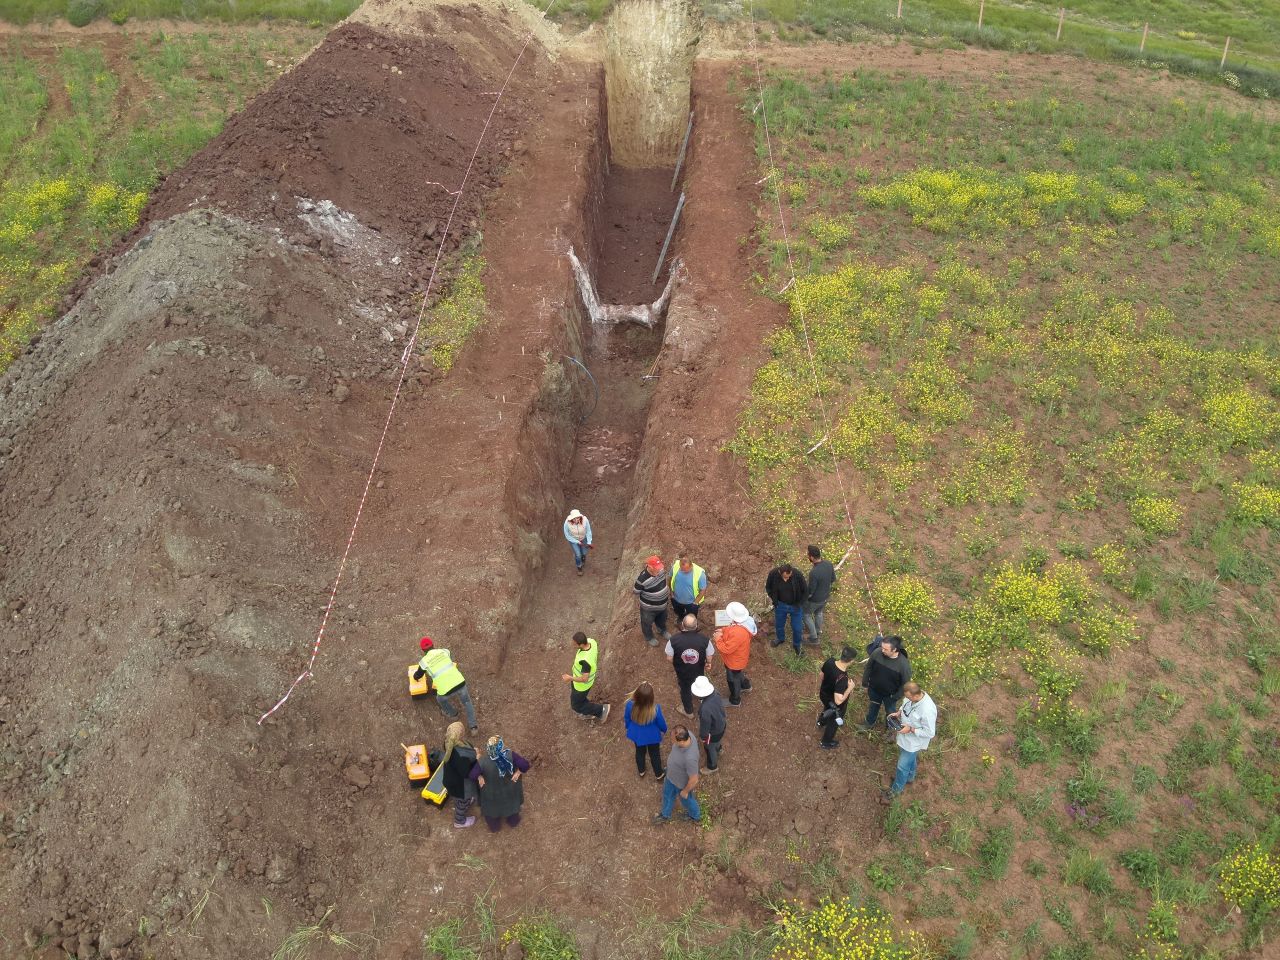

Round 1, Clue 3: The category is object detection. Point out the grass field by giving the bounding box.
[0,0,358,26]
[0,27,320,371]
[731,63,1280,958]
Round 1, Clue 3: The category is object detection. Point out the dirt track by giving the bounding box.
[0,4,908,958]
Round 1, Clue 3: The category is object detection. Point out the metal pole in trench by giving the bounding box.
[651,192,686,287]
[671,113,694,191]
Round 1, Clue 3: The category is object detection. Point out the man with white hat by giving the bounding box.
[692,675,727,773]
[713,601,755,706]
[562,509,593,575]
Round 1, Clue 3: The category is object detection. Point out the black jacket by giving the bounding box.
[442,745,477,796]
[765,568,807,606]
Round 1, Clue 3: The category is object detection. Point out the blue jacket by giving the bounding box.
[624,701,667,746]
[563,516,592,546]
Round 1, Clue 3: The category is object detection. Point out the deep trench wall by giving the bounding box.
[493,71,610,668]
[604,0,700,167]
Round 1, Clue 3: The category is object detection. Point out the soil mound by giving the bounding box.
[0,5,570,956]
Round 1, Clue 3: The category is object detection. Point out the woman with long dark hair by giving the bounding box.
[624,681,667,780]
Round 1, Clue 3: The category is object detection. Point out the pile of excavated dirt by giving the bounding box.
[0,3,593,956]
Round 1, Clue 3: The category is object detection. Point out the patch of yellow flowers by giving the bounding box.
[772,899,930,960]
[1218,844,1280,910]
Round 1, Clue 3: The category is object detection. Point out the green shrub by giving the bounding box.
[66,0,102,26]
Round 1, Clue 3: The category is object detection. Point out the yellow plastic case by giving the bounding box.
[419,762,447,806]
[408,663,430,698]
[404,744,430,783]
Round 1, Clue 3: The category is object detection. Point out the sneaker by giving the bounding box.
[655,771,666,782]
[741,680,753,691]
[651,814,671,825]
[454,816,476,829]
[662,631,673,642]
[878,790,896,806]
[727,700,742,707]
[638,770,646,779]
[818,741,838,750]
[769,638,783,648]
[646,638,658,647]
[701,767,716,774]
[677,707,694,718]
[576,566,584,577]
[599,703,611,723]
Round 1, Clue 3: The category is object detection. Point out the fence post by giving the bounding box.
[977,0,985,29]
[1220,36,1231,69]
[1139,22,1148,53]
[896,0,903,19]
[1055,7,1064,41]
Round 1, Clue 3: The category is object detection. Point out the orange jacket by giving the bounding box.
[717,624,752,670]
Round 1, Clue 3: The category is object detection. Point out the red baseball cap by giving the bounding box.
[419,636,434,651]
[645,555,662,568]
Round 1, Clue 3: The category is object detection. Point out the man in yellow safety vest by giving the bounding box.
[669,552,708,621]
[413,636,478,734]
[561,632,610,722]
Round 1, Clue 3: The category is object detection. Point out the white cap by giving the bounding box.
[690,675,715,698]
[725,601,749,624]
[566,509,583,521]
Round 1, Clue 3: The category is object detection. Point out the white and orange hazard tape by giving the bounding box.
[259,0,562,724]
[743,1,884,636]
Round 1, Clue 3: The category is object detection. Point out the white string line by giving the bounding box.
[744,1,884,637]
[259,0,560,724]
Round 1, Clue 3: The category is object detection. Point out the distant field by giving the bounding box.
[0,0,358,26]
[737,0,1280,97]
[735,65,1280,957]
[0,27,320,371]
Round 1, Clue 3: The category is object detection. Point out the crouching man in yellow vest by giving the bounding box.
[561,632,610,723]
[413,636,478,734]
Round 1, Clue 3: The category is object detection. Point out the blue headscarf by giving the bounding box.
[487,737,515,778]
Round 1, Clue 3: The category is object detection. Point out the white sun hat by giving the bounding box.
[725,601,749,624]
[690,675,715,698]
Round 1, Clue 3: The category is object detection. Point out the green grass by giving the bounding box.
[0,26,318,371]
[0,0,358,26]
[743,0,1280,98]
[734,60,1280,957]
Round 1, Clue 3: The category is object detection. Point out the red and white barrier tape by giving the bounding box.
[259,0,560,724]
[744,2,884,636]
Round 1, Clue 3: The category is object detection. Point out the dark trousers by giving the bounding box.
[634,742,663,776]
[640,607,669,644]
[570,687,604,719]
[672,599,701,621]
[484,813,521,832]
[866,691,899,728]
[821,701,847,744]
[726,667,752,704]
[704,732,724,770]
[676,674,696,713]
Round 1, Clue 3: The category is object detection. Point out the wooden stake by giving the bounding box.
[1055,7,1064,41]
[896,0,902,19]
[1220,35,1231,69]
[1140,22,1148,53]
[978,0,985,29]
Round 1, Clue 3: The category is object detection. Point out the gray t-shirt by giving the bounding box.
[665,740,700,790]
[807,560,836,603]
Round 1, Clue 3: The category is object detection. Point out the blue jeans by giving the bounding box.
[438,684,478,729]
[570,541,587,569]
[866,692,898,728]
[890,747,918,795]
[774,602,803,651]
[660,778,701,822]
